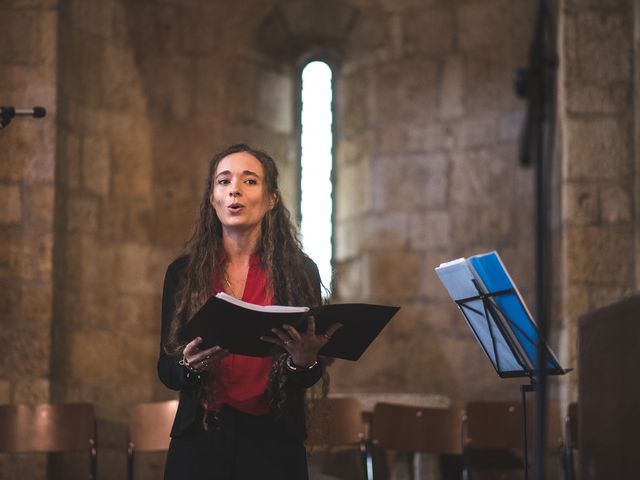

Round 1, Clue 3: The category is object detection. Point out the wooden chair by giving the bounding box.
[306,396,369,480]
[127,400,178,480]
[370,402,463,480]
[462,400,562,480]
[0,403,97,479]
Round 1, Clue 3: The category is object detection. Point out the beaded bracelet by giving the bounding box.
[285,355,318,371]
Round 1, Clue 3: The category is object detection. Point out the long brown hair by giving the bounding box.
[165,144,323,353]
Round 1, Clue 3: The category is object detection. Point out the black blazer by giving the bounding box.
[157,255,324,440]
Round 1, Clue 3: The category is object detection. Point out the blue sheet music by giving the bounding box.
[469,252,561,371]
[435,258,522,373]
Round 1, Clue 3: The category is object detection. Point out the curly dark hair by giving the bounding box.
[165,143,326,417]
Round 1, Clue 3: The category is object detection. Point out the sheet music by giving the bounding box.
[435,259,522,372]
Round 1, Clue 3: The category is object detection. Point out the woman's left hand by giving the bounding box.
[261,316,342,367]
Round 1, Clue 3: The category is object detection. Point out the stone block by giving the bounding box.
[281,0,356,40]
[0,327,50,377]
[0,134,26,182]
[66,194,99,234]
[58,130,81,188]
[178,6,222,54]
[101,44,146,114]
[566,83,630,114]
[450,145,515,207]
[334,220,361,261]
[336,135,371,166]
[333,259,364,301]
[565,226,633,284]
[115,293,158,336]
[21,232,52,281]
[562,183,599,225]
[462,48,522,114]
[335,159,371,220]
[0,9,40,65]
[374,126,407,154]
[139,55,194,119]
[23,125,55,184]
[0,227,23,279]
[65,330,138,386]
[193,57,256,123]
[439,55,464,119]
[406,123,455,153]
[0,280,22,324]
[588,285,632,311]
[346,8,390,54]
[373,58,438,126]
[124,3,184,54]
[576,12,631,84]
[453,115,499,149]
[115,243,155,295]
[360,212,409,250]
[256,68,292,134]
[457,0,510,50]
[600,184,632,224]
[22,282,52,328]
[12,378,49,403]
[498,110,526,142]
[110,129,153,200]
[363,250,422,301]
[409,210,450,250]
[81,136,111,195]
[565,0,632,10]
[403,7,455,56]
[377,0,442,11]
[566,118,631,180]
[0,379,9,403]
[340,71,373,137]
[0,184,22,224]
[371,152,448,212]
[23,184,54,229]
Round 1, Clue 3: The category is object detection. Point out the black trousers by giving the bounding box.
[164,406,309,480]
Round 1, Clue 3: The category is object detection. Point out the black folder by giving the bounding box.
[180,294,400,361]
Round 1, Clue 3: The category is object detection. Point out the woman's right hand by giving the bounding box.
[182,337,229,373]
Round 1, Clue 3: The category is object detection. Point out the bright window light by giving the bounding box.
[300,61,333,295]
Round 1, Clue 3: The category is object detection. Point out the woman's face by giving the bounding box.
[210,151,276,234]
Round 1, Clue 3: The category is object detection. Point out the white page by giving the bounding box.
[215,292,310,313]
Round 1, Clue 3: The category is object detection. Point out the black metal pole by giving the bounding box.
[515,1,555,478]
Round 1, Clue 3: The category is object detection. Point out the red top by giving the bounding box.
[205,255,273,415]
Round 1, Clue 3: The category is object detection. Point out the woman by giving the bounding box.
[158,144,340,479]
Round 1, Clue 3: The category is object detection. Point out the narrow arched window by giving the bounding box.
[300,60,334,296]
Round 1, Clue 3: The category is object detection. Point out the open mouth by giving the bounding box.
[228,203,244,211]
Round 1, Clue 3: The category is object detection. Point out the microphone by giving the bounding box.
[0,106,47,128]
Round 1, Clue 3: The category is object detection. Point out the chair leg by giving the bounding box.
[127,450,134,480]
[410,452,422,480]
[462,447,472,480]
[361,439,373,480]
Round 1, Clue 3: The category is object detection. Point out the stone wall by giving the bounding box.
[556,0,637,408]
[0,0,57,476]
[330,0,538,403]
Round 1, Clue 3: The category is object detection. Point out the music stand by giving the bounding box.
[436,252,569,479]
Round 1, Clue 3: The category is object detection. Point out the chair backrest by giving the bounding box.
[371,402,463,455]
[128,400,178,452]
[307,396,364,447]
[463,400,562,450]
[0,403,96,453]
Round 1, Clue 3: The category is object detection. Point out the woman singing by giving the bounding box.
[158,144,340,479]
